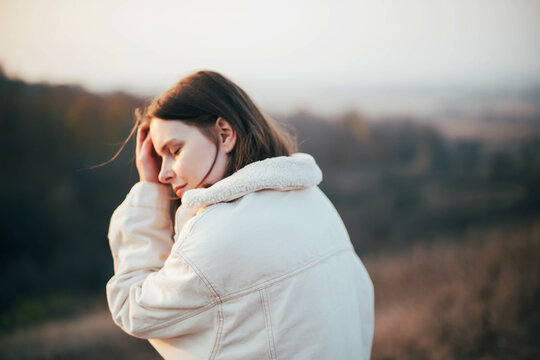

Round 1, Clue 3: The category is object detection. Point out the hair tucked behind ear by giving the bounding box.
[106,70,298,178]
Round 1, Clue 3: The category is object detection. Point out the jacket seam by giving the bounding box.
[209,302,224,360]
[221,247,353,303]
[260,289,277,360]
[173,205,226,299]
[131,250,224,335]
[175,252,222,299]
[164,245,351,353]
[127,300,218,334]
[175,251,224,359]
[173,205,227,358]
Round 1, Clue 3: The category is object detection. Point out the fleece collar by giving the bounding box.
[181,153,322,209]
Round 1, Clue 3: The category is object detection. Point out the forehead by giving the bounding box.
[149,118,193,143]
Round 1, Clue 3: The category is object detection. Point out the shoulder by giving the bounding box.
[193,186,331,230]
[179,186,348,260]
[171,187,351,294]
[172,186,351,295]
[184,185,346,244]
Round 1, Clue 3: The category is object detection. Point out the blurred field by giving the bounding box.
[369,219,540,359]
[1,66,539,359]
[2,219,538,359]
[0,307,158,360]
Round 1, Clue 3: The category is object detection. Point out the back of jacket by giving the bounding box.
[107,153,374,359]
[178,186,374,359]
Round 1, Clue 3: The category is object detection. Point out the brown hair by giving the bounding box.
[109,70,297,185]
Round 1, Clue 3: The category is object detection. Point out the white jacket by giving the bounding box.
[107,153,374,359]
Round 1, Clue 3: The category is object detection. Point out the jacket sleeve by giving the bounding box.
[106,182,216,339]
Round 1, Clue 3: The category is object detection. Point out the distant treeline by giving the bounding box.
[1,71,539,331]
[291,112,540,253]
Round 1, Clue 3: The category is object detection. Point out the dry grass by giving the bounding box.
[367,220,540,359]
[1,220,538,359]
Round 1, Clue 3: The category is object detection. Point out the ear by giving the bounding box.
[215,117,237,154]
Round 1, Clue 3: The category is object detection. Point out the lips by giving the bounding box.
[173,184,187,197]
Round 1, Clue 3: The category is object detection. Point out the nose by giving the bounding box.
[158,161,174,184]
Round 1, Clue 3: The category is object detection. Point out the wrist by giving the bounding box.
[139,176,160,183]
[138,169,160,183]
[128,182,171,209]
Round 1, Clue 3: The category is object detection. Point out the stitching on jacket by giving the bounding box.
[124,247,351,337]
[221,247,353,302]
[173,204,229,297]
[131,241,224,335]
[174,205,227,358]
[176,251,221,299]
[165,241,350,352]
[172,203,226,296]
[174,203,352,300]
[263,289,277,360]
[260,289,277,360]
[175,251,226,359]
[259,291,271,359]
[131,300,218,334]
[209,302,224,360]
[127,252,223,335]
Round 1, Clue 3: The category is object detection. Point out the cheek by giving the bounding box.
[172,157,191,179]
[175,135,218,181]
[174,149,209,180]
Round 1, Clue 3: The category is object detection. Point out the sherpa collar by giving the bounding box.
[181,153,322,209]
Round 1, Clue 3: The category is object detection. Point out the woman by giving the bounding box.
[107,71,374,359]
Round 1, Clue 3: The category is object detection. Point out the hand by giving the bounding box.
[136,126,161,183]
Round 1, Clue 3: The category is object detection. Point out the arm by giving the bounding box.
[106,126,216,339]
[106,182,216,339]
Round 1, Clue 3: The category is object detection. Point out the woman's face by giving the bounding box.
[149,118,231,198]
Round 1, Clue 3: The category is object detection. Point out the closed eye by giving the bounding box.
[160,139,184,157]
[171,146,182,156]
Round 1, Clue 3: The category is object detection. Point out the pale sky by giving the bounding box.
[1,0,540,116]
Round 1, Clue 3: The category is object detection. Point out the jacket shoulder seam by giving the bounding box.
[128,300,218,335]
[127,251,223,335]
[175,251,222,300]
[221,247,353,302]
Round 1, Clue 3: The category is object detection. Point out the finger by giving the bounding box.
[140,135,152,158]
[142,134,160,163]
[140,135,162,170]
[148,136,162,162]
[136,126,149,155]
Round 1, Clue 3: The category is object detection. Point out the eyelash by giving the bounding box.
[171,147,182,156]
